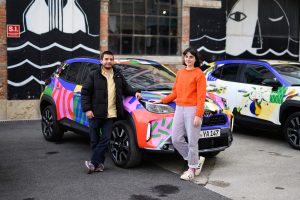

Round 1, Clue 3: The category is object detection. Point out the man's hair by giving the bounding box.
[182,47,200,67]
[100,50,114,59]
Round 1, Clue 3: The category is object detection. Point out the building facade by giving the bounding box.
[0,0,299,120]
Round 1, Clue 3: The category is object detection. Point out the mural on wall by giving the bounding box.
[190,0,300,62]
[7,0,100,99]
[189,5,226,62]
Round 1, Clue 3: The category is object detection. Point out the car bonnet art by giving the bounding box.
[41,58,233,151]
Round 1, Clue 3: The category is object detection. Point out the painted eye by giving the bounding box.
[229,11,247,22]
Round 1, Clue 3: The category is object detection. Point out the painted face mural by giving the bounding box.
[7,0,100,100]
[189,0,299,62]
[226,0,293,57]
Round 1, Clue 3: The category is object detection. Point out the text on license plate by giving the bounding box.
[200,129,221,138]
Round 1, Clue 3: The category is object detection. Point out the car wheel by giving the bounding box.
[284,112,300,150]
[200,151,220,158]
[110,120,142,168]
[41,105,64,141]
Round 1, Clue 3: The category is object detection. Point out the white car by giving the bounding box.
[205,59,300,150]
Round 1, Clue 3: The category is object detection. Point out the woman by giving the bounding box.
[152,47,206,181]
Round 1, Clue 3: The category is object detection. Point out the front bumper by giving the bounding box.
[143,127,232,153]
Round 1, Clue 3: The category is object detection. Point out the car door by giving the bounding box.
[55,62,81,121]
[206,63,241,113]
[236,63,282,124]
[74,62,98,126]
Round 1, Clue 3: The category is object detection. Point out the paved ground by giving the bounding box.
[0,121,228,200]
[1,121,299,200]
[150,126,300,200]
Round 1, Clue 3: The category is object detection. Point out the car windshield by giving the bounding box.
[114,63,175,90]
[272,64,300,86]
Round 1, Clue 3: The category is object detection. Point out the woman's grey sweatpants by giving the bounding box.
[172,106,202,168]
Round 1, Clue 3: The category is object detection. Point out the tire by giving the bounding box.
[283,112,300,150]
[200,151,220,158]
[41,105,64,141]
[110,120,142,168]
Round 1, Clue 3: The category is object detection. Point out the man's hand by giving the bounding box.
[135,92,142,100]
[194,116,201,127]
[86,110,94,119]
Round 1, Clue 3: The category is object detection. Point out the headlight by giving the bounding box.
[142,101,175,114]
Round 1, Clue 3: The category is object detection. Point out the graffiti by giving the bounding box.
[7,0,100,99]
[190,0,299,61]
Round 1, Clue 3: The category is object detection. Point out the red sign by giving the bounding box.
[7,25,21,38]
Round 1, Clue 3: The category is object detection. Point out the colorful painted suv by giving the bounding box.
[40,58,233,168]
[205,59,300,150]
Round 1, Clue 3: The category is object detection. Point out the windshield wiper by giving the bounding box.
[146,87,171,91]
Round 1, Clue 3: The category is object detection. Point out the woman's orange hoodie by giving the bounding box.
[161,67,206,117]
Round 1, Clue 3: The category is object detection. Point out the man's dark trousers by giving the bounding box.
[89,118,114,167]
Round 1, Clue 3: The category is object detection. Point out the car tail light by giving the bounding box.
[44,78,51,85]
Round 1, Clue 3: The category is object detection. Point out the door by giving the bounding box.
[206,63,241,112]
[236,63,282,124]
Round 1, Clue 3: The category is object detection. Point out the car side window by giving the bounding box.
[59,62,82,84]
[59,64,70,80]
[212,64,240,82]
[79,63,99,85]
[211,66,222,79]
[242,64,277,85]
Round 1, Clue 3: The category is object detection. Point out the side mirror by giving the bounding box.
[262,78,281,91]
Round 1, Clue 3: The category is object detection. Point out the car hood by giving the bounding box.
[141,90,224,113]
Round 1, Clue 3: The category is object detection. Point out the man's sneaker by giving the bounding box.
[195,156,205,176]
[85,161,95,174]
[95,164,104,172]
[180,169,195,181]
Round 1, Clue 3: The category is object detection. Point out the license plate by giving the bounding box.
[200,129,221,138]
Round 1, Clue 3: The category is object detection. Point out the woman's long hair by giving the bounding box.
[182,47,200,68]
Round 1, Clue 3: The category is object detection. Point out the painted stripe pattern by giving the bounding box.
[149,117,173,147]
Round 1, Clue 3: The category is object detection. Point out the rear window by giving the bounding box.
[273,64,300,85]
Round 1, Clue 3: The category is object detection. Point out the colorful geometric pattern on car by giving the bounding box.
[207,72,217,81]
[52,78,75,120]
[115,59,159,66]
[149,117,173,147]
[73,85,89,126]
[270,87,288,104]
[123,96,143,113]
[43,77,54,96]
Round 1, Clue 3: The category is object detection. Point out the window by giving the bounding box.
[59,62,84,84]
[114,64,175,90]
[212,64,240,82]
[59,64,70,81]
[79,63,99,85]
[242,64,277,85]
[109,0,182,55]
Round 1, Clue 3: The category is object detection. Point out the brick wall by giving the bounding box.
[100,0,109,53]
[0,0,7,99]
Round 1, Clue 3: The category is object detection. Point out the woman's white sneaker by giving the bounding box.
[180,169,195,181]
[195,156,205,176]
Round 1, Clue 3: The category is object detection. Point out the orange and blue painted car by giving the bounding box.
[40,58,233,168]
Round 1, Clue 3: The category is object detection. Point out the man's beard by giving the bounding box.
[103,64,112,69]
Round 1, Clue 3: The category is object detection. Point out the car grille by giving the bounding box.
[202,115,227,126]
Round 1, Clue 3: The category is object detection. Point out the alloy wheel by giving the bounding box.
[286,116,300,148]
[42,108,54,138]
[110,126,130,164]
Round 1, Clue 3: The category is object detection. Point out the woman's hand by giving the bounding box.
[135,92,142,100]
[149,99,162,104]
[194,116,201,127]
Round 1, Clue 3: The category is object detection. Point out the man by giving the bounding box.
[81,51,141,174]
